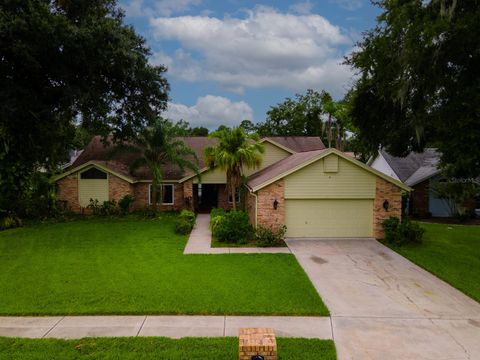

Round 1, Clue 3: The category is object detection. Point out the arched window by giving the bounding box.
[80,167,107,179]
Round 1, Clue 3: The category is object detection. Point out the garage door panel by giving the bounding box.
[285,199,373,238]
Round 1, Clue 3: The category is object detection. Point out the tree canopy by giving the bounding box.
[256,89,324,137]
[0,0,169,211]
[346,0,480,177]
[204,128,264,210]
[256,89,356,152]
[169,120,209,136]
[112,118,199,211]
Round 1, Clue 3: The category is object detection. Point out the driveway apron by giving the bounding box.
[287,238,480,360]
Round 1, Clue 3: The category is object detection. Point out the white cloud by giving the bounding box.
[149,6,354,97]
[122,0,202,18]
[150,51,173,68]
[330,0,363,11]
[164,95,254,128]
[289,1,315,15]
[122,0,147,17]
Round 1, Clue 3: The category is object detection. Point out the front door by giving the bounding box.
[195,184,218,212]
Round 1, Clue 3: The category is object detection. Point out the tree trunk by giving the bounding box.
[151,186,158,211]
[231,181,237,211]
[327,114,332,148]
[337,124,343,151]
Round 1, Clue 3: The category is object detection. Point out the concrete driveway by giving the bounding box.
[287,238,480,360]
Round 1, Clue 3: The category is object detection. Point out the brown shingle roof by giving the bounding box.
[68,135,326,182]
[265,137,325,152]
[70,136,215,181]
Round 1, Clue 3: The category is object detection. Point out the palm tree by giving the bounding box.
[320,91,336,148]
[112,118,199,211]
[320,91,348,151]
[204,127,264,210]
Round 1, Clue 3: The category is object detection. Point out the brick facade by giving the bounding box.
[373,177,403,238]
[183,180,194,210]
[132,183,149,210]
[255,180,285,230]
[410,179,429,218]
[56,174,80,212]
[217,184,233,210]
[247,176,403,239]
[132,182,185,211]
[57,165,405,238]
[172,184,184,211]
[56,170,187,212]
[108,174,133,204]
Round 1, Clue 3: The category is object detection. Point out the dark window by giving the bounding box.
[162,184,174,204]
[149,184,174,205]
[80,167,107,179]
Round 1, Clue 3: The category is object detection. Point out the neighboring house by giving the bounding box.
[61,149,84,169]
[369,149,451,217]
[53,136,410,238]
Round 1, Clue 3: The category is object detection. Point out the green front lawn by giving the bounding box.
[0,215,327,315]
[0,337,336,360]
[390,222,480,302]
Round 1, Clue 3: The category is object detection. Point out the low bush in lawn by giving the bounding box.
[175,210,196,235]
[118,194,135,214]
[255,224,287,247]
[0,213,22,231]
[87,199,120,216]
[212,210,252,244]
[382,217,424,245]
[210,208,226,231]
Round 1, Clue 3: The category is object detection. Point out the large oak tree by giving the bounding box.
[0,0,169,211]
[347,0,480,177]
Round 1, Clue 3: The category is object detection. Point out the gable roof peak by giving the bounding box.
[379,148,441,183]
[247,147,411,192]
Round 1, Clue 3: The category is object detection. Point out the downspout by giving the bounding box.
[248,186,258,227]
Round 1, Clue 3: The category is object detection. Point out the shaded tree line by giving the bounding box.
[0,0,169,215]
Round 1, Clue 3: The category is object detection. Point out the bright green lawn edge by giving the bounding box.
[386,222,480,303]
[0,337,337,360]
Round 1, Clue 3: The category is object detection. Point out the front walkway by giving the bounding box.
[184,214,290,254]
[0,315,332,339]
[287,238,480,360]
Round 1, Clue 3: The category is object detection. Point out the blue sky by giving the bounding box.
[120,0,380,129]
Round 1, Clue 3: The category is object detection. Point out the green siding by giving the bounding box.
[285,199,373,237]
[323,154,338,172]
[194,167,227,184]
[78,177,109,207]
[284,156,376,199]
[244,142,291,176]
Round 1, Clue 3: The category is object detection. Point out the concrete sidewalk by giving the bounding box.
[0,316,332,340]
[184,214,290,254]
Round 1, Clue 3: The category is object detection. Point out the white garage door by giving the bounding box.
[285,199,373,238]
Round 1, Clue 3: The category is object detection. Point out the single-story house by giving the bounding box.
[368,148,464,218]
[53,136,411,238]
